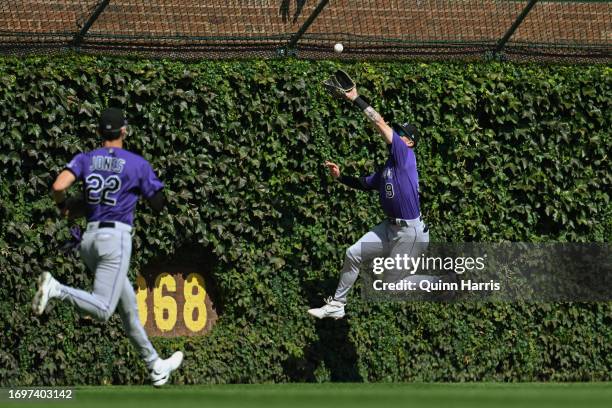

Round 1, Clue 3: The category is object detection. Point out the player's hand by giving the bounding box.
[324,161,341,179]
[344,87,358,102]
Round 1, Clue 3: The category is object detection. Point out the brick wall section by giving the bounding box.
[0,1,610,58]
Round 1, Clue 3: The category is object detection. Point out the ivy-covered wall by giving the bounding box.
[0,57,610,385]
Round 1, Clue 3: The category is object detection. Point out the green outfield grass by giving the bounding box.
[3,383,612,408]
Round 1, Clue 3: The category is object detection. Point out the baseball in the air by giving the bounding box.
[334,43,344,53]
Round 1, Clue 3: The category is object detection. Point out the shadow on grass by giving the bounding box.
[283,277,362,382]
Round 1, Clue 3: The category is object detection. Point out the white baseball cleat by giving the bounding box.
[32,272,60,315]
[308,297,345,320]
[150,351,184,387]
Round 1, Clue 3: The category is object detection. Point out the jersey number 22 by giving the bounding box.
[85,174,121,206]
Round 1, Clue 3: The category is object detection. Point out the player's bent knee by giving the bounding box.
[92,306,114,322]
[345,245,361,263]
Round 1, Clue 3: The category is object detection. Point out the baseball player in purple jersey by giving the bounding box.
[309,83,435,319]
[32,108,183,386]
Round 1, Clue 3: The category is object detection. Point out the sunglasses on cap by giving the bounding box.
[391,122,419,147]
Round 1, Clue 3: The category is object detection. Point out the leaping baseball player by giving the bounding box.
[309,71,432,319]
[32,108,184,386]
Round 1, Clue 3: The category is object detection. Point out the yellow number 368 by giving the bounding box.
[135,272,208,333]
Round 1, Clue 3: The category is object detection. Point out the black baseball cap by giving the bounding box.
[392,122,419,147]
[99,107,127,140]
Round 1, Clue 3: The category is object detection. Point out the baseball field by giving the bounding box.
[1,0,610,405]
[5,383,612,408]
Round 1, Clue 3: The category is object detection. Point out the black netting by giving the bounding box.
[0,1,610,62]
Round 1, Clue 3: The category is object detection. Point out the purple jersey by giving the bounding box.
[363,131,421,219]
[65,147,163,226]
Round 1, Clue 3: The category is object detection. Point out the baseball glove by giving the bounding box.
[323,69,355,99]
[61,196,87,220]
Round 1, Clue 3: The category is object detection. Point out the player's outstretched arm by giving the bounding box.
[324,161,373,191]
[344,88,393,145]
[51,170,77,217]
